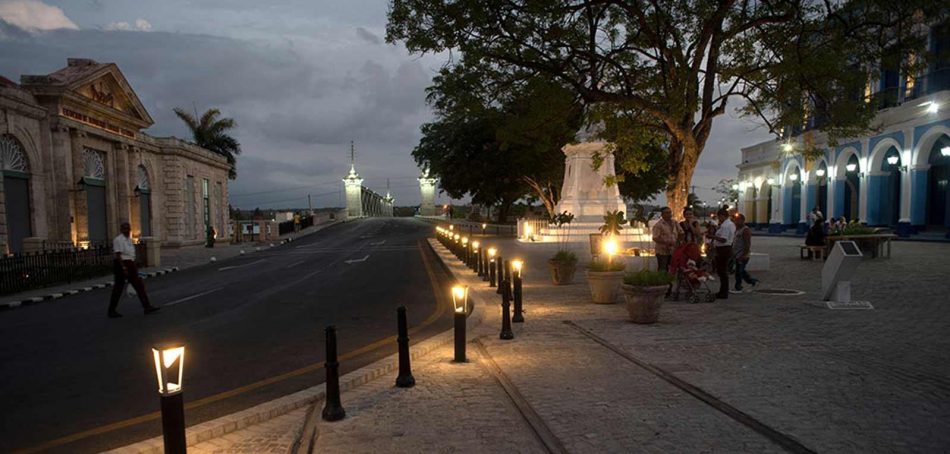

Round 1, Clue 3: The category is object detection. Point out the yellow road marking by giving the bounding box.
[18,240,447,453]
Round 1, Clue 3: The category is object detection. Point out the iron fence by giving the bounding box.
[278,215,315,236]
[0,245,114,296]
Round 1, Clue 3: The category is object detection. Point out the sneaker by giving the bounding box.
[108,312,123,318]
[744,282,758,293]
[144,306,161,315]
[729,289,743,294]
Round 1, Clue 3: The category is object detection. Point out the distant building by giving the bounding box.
[736,22,950,237]
[0,58,231,253]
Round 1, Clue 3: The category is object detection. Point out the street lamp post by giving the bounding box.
[152,344,186,454]
[472,241,482,275]
[511,259,524,323]
[488,248,497,286]
[452,285,468,362]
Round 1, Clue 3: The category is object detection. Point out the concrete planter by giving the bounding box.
[621,284,667,324]
[586,270,624,304]
[548,259,577,285]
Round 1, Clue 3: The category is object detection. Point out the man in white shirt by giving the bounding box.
[108,222,159,318]
[706,208,736,299]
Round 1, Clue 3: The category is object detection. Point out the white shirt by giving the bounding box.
[715,218,736,247]
[113,234,136,261]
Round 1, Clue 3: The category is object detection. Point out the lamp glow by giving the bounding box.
[816,168,826,177]
[152,345,185,395]
[511,259,523,277]
[927,102,939,114]
[767,177,776,185]
[942,146,950,157]
[451,285,468,313]
[887,155,900,165]
[472,240,479,249]
[454,234,460,241]
[846,163,857,172]
[524,224,534,238]
[603,238,619,257]
[449,225,454,231]
[782,143,794,152]
[481,223,487,230]
[488,247,497,258]
[462,237,468,245]
[731,183,739,190]
[789,173,798,181]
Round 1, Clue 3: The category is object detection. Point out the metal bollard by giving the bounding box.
[454,307,467,362]
[159,392,186,454]
[489,256,497,287]
[513,271,524,323]
[504,259,512,284]
[500,279,514,340]
[322,326,346,421]
[495,256,504,294]
[395,307,415,388]
[482,250,490,281]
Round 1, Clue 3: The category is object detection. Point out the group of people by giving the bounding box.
[804,206,852,251]
[652,206,759,300]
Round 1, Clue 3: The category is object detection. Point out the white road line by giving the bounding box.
[370,239,387,246]
[164,287,223,307]
[218,259,266,271]
[285,260,305,268]
[344,254,370,264]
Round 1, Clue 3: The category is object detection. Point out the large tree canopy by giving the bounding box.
[413,72,583,222]
[388,0,944,216]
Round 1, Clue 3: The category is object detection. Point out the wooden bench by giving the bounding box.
[800,245,825,260]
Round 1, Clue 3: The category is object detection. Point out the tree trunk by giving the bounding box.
[666,142,699,220]
[523,176,557,218]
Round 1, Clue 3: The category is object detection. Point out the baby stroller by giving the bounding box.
[670,243,717,304]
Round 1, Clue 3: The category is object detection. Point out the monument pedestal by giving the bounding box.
[554,141,627,223]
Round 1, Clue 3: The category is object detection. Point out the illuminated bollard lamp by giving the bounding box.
[395,306,415,388]
[488,248,497,286]
[499,279,514,340]
[474,242,484,276]
[511,259,524,323]
[471,241,480,272]
[495,255,504,294]
[152,344,186,454]
[452,285,469,362]
[461,237,469,265]
[322,326,346,421]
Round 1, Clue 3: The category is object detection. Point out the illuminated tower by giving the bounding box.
[418,167,438,216]
[343,141,363,218]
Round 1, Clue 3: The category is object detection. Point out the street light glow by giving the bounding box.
[488,247,497,258]
[603,238,619,257]
[451,285,468,313]
[887,155,900,165]
[846,163,857,172]
[152,345,185,396]
[789,173,798,181]
[511,259,523,277]
[815,168,826,177]
[767,177,776,185]
[942,146,950,157]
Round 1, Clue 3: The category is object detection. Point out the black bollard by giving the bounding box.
[504,259,512,284]
[500,280,514,340]
[495,256,504,294]
[513,271,524,323]
[489,256,497,287]
[477,248,484,277]
[395,307,415,388]
[159,392,186,454]
[322,326,346,421]
[482,250,490,281]
[454,307,467,362]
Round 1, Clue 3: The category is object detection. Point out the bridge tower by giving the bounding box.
[418,167,438,216]
[343,141,363,218]
[384,179,395,217]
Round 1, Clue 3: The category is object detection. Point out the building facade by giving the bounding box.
[736,23,950,237]
[0,58,230,254]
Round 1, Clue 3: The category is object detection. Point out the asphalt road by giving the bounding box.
[0,217,453,453]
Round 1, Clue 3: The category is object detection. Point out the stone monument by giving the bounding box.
[554,141,627,223]
[418,167,438,216]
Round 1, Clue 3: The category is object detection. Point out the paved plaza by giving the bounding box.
[304,234,950,453]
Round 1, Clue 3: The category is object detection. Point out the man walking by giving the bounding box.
[731,214,759,293]
[652,207,682,296]
[706,208,736,299]
[108,222,160,318]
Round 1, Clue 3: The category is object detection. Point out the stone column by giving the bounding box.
[418,169,437,216]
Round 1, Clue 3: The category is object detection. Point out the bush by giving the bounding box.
[623,269,674,286]
[587,258,626,272]
[551,250,578,264]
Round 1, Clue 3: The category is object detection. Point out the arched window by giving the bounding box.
[81,148,108,244]
[136,165,152,237]
[1,135,32,253]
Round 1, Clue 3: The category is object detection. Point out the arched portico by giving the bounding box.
[833,147,863,222]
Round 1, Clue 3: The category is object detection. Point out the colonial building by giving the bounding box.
[0,58,230,254]
[736,23,950,237]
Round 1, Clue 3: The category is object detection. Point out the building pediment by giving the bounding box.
[21,58,154,130]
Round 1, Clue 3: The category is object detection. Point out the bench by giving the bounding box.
[827,234,896,259]
[800,245,825,260]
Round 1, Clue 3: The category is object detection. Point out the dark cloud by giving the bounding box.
[0,21,435,207]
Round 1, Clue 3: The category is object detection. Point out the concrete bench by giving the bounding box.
[800,245,825,260]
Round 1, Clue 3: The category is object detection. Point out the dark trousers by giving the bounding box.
[109,260,152,313]
[735,259,758,290]
[656,254,672,296]
[715,246,732,297]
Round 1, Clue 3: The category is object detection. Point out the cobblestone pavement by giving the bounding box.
[188,407,307,453]
[133,235,950,453]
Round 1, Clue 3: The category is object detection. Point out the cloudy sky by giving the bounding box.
[0,0,772,209]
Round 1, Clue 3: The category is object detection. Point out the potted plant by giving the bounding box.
[599,210,627,236]
[547,211,576,285]
[621,269,674,324]
[586,258,626,303]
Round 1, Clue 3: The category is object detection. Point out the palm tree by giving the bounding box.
[173,107,241,179]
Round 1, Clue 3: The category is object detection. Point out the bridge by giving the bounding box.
[342,143,394,218]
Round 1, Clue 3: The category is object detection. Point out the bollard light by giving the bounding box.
[152,344,186,454]
[512,260,524,323]
[603,237,619,267]
[481,223,487,235]
[471,241,480,271]
[449,224,454,231]
[525,224,534,241]
[488,248,498,287]
[451,285,468,362]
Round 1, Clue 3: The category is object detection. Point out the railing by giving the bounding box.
[417,217,518,237]
[0,245,114,296]
[278,215,315,235]
[517,218,550,240]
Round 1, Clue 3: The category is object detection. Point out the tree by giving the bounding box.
[713,178,739,207]
[413,72,583,222]
[174,107,241,179]
[388,0,944,216]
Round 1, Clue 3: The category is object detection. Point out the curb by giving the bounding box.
[107,238,485,454]
[0,267,180,311]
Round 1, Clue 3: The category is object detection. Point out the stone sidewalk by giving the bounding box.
[305,234,950,453]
